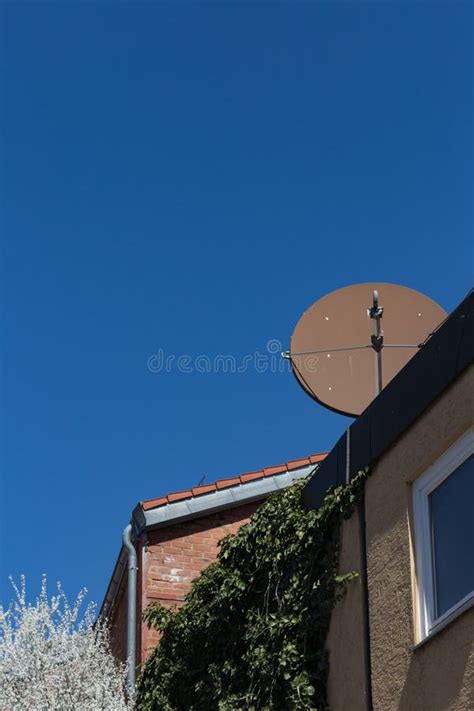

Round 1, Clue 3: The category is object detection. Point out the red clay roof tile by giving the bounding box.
[239,470,265,483]
[167,490,193,503]
[263,465,287,477]
[286,458,311,471]
[216,477,240,489]
[142,496,168,511]
[191,484,216,496]
[309,453,326,464]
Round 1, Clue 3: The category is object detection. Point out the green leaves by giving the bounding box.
[135,468,370,711]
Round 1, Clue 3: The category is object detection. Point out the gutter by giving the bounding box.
[100,546,128,620]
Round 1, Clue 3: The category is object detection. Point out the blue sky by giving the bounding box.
[1,2,472,607]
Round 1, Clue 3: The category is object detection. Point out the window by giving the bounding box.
[412,429,474,641]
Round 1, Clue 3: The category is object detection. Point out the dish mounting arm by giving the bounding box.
[368,290,384,395]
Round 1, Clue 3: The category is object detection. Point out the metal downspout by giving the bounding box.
[122,524,137,698]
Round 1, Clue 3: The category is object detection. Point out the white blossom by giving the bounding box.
[0,576,130,711]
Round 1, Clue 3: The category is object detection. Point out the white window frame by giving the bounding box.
[412,428,474,642]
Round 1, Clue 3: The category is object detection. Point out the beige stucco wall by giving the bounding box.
[327,365,473,710]
[326,507,367,710]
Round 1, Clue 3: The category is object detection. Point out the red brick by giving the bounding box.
[192,543,213,552]
[148,591,186,601]
[191,556,212,566]
[166,545,190,555]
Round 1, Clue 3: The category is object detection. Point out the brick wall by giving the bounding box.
[109,501,259,667]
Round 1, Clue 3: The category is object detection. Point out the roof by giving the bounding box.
[101,451,327,619]
[302,289,474,510]
[132,453,327,534]
[140,453,327,512]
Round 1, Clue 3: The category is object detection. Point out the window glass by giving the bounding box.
[429,455,474,618]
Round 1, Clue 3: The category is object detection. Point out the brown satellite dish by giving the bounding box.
[287,283,447,417]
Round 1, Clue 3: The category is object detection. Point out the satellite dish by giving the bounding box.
[286,283,447,417]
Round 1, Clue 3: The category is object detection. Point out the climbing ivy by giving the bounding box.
[136,468,369,711]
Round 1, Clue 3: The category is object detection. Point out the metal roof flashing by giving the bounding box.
[134,463,317,534]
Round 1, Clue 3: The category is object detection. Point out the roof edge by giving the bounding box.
[135,463,318,534]
[99,544,127,620]
[140,453,326,512]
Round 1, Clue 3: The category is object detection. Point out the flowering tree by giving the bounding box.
[0,576,130,711]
